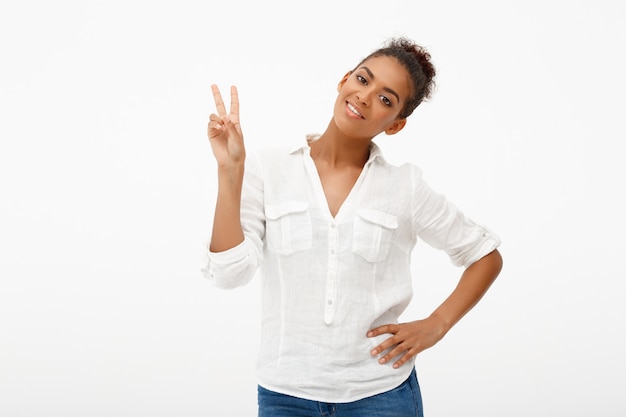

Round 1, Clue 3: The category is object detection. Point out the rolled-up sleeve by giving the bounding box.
[410,166,501,268]
[202,153,265,288]
[203,238,261,289]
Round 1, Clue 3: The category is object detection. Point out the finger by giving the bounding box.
[378,343,405,363]
[392,350,415,369]
[230,85,239,116]
[211,84,227,116]
[379,343,415,368]
[208,120,224,133]
[367,324,397,338]
[208,114,225,131]
[222,115,242,138]
[209,114,224,123]
[370,336,399,357]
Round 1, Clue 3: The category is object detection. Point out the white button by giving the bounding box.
[330,249,336,255]
[330,222,336,228]
[327,300,333,305]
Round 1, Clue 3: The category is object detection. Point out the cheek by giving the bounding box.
[374,109,401,127]
[333,97,347,117]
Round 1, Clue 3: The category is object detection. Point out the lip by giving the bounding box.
[345,101,365,119]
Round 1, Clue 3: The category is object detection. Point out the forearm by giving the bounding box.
[209,162,246,252]
[429,249,503,334]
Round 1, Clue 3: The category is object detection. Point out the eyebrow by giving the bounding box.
[360,66,401,104]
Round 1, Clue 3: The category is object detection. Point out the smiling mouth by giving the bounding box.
[346,101,364,119]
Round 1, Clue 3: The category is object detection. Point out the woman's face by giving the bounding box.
[333,55,412,139]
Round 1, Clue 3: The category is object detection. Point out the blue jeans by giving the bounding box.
[257,368,423,417]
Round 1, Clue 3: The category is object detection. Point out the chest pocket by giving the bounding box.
[352,208,398,262]
[265,201,312,255]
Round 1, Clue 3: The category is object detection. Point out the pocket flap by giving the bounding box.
[265,201,309,220]
[356,208,398,229]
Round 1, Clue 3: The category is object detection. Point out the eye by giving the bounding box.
[356,75,367,84]
[379,95,392,106]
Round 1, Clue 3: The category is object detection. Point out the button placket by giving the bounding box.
[324,221,339,325]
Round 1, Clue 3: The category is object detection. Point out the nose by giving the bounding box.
[356,87,373,106]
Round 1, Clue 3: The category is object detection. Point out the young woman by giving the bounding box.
[204,37,503,417]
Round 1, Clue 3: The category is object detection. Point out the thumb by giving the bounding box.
[223,115,242,137]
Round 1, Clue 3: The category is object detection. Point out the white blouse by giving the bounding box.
[203,138,500,403]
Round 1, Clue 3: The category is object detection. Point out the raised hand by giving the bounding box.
[208,84,245,166]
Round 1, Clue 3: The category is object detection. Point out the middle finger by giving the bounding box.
[229,85,239,117]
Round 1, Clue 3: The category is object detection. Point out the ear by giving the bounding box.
[384,118,407,135]
[337,71,352,92]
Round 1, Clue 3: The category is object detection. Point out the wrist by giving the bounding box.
[217,155,245,171]
[426,312,453,337]
[217,159,245,179]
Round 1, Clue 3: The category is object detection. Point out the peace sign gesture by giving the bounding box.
[207,84,245,166]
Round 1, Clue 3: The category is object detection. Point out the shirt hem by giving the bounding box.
[256,366,414,403]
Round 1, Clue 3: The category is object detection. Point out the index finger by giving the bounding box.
[367,324,397,337]
[229,85,239,116]
[211,84,227,116]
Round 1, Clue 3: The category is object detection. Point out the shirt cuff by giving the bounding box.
[207,239,250,265]
[452,225,501,268]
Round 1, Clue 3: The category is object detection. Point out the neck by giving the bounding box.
[310,121,372,168]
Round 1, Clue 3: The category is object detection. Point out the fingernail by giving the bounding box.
[379,358,386,364]
[367,332,373,337]
[370,349,377,356]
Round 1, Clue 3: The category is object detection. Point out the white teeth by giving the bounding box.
[347,102,363,118]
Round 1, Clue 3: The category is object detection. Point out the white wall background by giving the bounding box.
[1,0,624,416]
